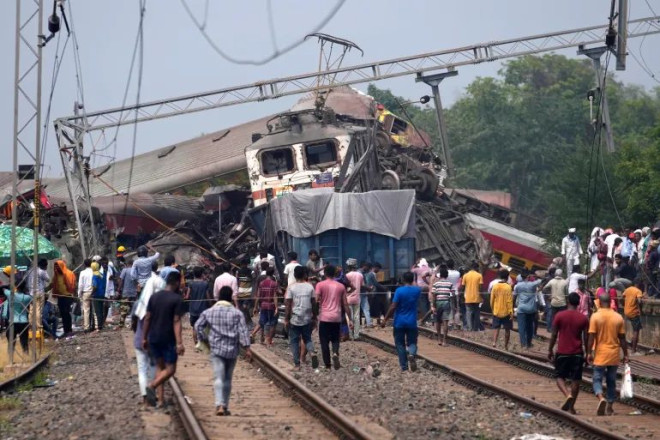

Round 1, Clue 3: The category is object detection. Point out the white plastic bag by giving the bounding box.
[620,363,634,399]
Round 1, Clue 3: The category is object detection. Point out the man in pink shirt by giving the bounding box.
[213,262,238,302]
[345,258,363,340]
[412,259,431,323]
[316,265,350,370]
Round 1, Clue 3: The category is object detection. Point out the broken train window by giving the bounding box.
[261,148,296,176]
[304,140,337,168]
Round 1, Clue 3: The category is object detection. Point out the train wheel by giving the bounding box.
[375,131,393,156]
[412,168,439,200]
[381,170,401,190]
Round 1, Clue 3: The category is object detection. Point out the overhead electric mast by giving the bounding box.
[54,14,660,256]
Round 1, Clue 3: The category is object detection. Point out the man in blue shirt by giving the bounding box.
[91,262,107,331]
[159,254,179,281]
[381,272,420,372]
[2,275,32,353]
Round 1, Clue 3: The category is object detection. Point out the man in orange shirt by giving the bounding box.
[460,262,483,332]
[587,292,629,416]
[622,280,644,355]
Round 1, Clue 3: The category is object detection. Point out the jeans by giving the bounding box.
[135,348,155,396]
[211,355,237,408]
[93,298,105,330]
[517,312,535,347]
[592,365,618,402]
[318,321,340,368]
[360,294,371,327]
[417,287,430,321]
[57,296,74,334]
[348,303,361,339]
[393,327,418,371]
[545,303,553,331]
[466,303,480,331]
[289,323,315,366]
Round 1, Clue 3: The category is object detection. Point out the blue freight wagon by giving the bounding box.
[249,188,417,282]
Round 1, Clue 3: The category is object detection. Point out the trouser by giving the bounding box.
[369,293,387,319]
[211,355,237,408]
[318,321,340,368]
[517,312,535,348]
[57,296,74,334]
[6,322,29,352]
[29,292,45,330]
[417,287,430,321]
[359,294,371,327]
[466,303,480,331]
[593,365,618,403]
[135,347,155,396]
[348,304,361,339]
[42,315,58,338]
[120,297,136,327]
[82,291,94,330]
[289,323,315,366]
[459,297,467,327]
[545,303,553,331]
[393,327,418,371]
[93,298,105,330]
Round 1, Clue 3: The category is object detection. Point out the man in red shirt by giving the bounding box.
[316,265,350,370]
[251,267,279,346]
[547,292,589,414]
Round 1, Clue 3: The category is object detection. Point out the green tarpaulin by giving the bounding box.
[0,225,61,266]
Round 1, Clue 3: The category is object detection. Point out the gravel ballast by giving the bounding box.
[1,330,183,440]
[266,333,580,440]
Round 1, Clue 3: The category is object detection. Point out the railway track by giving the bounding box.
[172,333,373,440]
[479,311,660,383]
[362,327,660,440]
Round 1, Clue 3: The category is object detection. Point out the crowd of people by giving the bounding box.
[0,228,654,417]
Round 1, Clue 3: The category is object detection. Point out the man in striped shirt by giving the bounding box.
[490,269,514,350]
[429,267,453,346]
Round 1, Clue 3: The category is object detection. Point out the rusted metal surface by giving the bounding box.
[363,328,660,440]
[169,376,208,440]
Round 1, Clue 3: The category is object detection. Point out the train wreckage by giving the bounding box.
[1,87,550,280]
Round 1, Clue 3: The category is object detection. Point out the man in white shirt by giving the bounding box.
[283,251,301,287]
[603,230,620,286]
[561,228,583,276]
[77,258,95,331]
[26,258,51,330]
[213,262,238,302]
[446,260,462,329]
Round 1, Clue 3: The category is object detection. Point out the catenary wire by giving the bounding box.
[179,0,346,66]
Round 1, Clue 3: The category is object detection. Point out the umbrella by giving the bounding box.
[0,225,61,266]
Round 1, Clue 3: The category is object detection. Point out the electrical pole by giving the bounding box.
[416,70,458,180]
[578,46,615,153]
[616,0,629,70]
[10,0,44,365]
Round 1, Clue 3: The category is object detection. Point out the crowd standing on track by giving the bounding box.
[1,222,659,423]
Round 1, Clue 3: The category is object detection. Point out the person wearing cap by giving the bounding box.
[561,228,583,276]
[587,290,629,416]
[116,245,127,270]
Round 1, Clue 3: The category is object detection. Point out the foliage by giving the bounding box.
[367,54,660,238]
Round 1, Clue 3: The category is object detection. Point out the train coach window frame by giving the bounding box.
[260,147,297,177]
[303,139,338,169]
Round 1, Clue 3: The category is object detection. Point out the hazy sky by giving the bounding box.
[2,0,659,176]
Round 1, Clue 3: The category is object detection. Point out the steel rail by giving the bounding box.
[416,326,660,415]
[361,333,628,440]
[169,376,208,440]
[249,347,374,440]
[0,352,51,392]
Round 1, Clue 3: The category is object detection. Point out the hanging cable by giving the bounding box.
[179,0,346,65]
